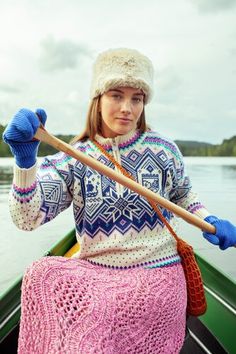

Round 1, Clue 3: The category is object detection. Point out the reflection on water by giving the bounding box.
[0,187,11,198]
[0,165,13,184]
[0,166,13,198]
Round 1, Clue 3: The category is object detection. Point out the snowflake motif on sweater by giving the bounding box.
[10,130,209,268]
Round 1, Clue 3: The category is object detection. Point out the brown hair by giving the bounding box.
[71,96,148,144]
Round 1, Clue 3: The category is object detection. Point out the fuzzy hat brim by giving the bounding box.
[90,48,154,104]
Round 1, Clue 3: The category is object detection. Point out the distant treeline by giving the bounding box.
[176,136,236,156]
[0,124,236,157]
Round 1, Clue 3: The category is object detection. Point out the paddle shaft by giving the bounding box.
[34,127,216,234]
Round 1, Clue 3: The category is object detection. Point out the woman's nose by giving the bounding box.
[120,99,131,113]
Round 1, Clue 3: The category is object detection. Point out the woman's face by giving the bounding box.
[99,87,144,138]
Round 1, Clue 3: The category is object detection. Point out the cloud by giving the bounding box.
[154,67,183,104]
[38,36,92,72]
[0,1,235,143]
[191,0,236,13]
[229,47,236,57]
[0,84,22,94]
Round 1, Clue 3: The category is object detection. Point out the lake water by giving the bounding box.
[0,157,236,295]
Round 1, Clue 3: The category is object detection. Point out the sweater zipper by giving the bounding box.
[111,139,123,195]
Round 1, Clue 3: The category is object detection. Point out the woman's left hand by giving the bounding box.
[203,215,236,250]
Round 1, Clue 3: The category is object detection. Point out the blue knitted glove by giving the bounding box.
[3,108,47,168]
[203,215,236,250]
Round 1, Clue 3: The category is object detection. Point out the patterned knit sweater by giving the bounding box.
[10,129,209,269]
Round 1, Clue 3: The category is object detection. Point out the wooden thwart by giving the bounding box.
[34,126,216,234]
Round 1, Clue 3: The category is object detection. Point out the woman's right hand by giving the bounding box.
[3,108,47,168]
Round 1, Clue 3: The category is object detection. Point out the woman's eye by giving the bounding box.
[132,97,141,103]
[112,94,122,99]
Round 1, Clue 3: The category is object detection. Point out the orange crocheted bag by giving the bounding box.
[93,140,207,317]
[175,238,207,316]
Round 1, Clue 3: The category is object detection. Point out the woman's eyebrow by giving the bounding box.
[109,89,144,95]
[133,92,145,96]
[109,89,124,93]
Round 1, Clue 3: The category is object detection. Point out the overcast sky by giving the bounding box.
[0,0,235,143]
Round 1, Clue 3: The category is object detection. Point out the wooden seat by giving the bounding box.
[64,242,80,258]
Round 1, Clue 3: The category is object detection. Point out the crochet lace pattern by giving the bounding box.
[18,257,187,354]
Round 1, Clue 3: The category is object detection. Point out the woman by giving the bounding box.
[3,48,236,353]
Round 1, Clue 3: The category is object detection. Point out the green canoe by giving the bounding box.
[0,229,235,353]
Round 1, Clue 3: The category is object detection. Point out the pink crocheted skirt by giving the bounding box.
[18,257,187,354]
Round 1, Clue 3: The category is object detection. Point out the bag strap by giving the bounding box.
[93,140,180,243]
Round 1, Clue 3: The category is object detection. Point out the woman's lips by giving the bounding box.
[116,118,132,125]
[116,117,132,122]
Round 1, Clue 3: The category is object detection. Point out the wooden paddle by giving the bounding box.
[34,126,216,234]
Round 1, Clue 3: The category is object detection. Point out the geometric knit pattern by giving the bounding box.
[18,257,187,354]
[10,129,208,268]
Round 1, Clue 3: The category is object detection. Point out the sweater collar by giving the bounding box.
[94,129,140,148]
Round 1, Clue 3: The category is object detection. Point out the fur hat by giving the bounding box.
[90,48,154,104]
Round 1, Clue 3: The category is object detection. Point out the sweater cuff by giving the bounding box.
[192,207,211,219]
[13,162,37,188]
